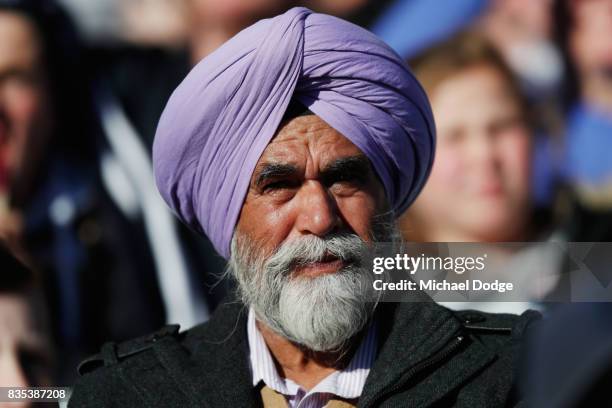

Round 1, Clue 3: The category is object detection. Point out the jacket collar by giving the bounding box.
[178,299,257,408]
[178,297,497,408]
[358,301,497,407]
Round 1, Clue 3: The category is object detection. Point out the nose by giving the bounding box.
[469,130,498,171]
[294,180,341,237]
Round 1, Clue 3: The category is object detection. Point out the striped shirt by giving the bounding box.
[247,309,377,408]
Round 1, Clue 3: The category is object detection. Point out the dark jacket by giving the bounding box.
[69,299,539,407]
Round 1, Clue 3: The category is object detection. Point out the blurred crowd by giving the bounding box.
[1,0,612,406]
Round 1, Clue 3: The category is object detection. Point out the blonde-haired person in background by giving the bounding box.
[402,32,562,313]
[402,32,533,243]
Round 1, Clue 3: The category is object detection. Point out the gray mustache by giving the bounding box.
[265,233,368,274]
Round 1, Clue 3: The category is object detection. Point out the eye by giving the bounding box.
[0,69,40,89]
[326,173,366,188]
[442,129,465,146]
[326,176,366,198]
[342,173,364,183]
[489,116,526,136]
[263,179,299,192]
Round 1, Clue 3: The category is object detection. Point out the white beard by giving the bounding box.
[229,220,398,352]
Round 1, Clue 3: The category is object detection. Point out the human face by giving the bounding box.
[235,115,387,277]
[408,64,531,242]
[0,11,52,202]
[0,294,50,404]
[569,0,612,82]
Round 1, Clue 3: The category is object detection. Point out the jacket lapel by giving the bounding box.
[358,301,496,408]
[180,300,261,408]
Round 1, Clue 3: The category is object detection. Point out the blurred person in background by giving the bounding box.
[402,33,535,243]
[553,0,612,241]
[401,33,562,314]
[0,244,53,401]
[0,0,199,383]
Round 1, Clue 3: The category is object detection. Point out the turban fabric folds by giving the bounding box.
[153,7,436,259]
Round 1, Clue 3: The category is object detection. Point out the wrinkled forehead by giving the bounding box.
[255,113,371,174]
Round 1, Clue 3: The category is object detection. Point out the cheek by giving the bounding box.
[236,197,294,255]
[335,193,380,241]
[427,145,465,192]
[3,82,43,124]
[2,86,44,173]
[570,28,611,71]
[410,145,466,216]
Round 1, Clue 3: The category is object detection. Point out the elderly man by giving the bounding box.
[70,8,538,408]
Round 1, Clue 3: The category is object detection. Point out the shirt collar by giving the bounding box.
[247,308,377,400]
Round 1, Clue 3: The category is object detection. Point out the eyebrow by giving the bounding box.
[320,155,371,184]
[253,155,372,188]
[254,163,299,188]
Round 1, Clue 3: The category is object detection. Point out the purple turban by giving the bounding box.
[153,7,435,259]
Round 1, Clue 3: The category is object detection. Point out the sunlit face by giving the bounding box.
[0,11,52,200]
[235,115,387,277]
[569,0,612,80]
[407,64,531,242]
[232,115,390,351]
[0,294,50,403]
